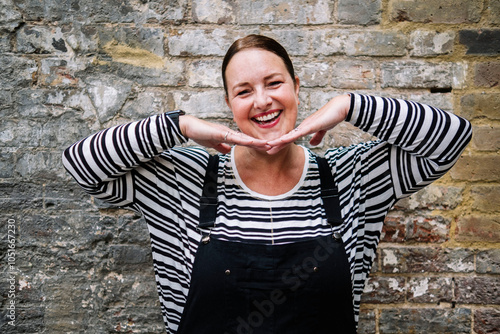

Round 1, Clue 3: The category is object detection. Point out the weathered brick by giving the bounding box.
[450,155,500,182]
[407,277,453,303]
[381,61,465,89]
[357,308,376,334]
[381,247,474,273]
[461,93,500,120]
[474,308,500,334]
[361,276,406,303]
[390,0,483,24]
[168,28,239,56]
[489,0,500,25]
[410,30,455,57]
[337,0,381,25]
[459,29,500,55]
[192,0,236,24]
[0,182,44,211]
[379,308,471,334]
[455,215,500,243]
[476,249,500,274]
[313,30,407,56]
[16,25,69,54]
[474,62,500,87]
[330,60,376,90]
[455,277,500,305]
[381,213,450,243]
[266,30,310,56]
[471,186,500,212]
[472,126,500,151]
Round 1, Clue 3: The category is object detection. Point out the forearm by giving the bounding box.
[62,111,187,188]
[346,94,472,164]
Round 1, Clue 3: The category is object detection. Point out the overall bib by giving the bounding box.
[176,156,356,334]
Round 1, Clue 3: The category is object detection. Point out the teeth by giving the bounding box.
[255,111,280,122]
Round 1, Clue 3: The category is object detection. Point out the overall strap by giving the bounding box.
[199,154,219,229]
[316,156,343,227]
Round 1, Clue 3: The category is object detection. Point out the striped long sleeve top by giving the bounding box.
[62,94,472,333]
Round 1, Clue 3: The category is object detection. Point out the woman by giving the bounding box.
[63,34,472,333]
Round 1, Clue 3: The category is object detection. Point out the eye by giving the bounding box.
[236,89,250,96]
[269,81,283,87]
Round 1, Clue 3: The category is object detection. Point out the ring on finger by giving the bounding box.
[224,131,230,141]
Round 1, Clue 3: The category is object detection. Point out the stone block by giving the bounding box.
[121,88,176,119]
[192,0,236,24]
[0,56,37,90]
[171,90,230,119]
[233,0,333,25]
[97,26,165,59]
[0,0,23,32]
[40,58,80,87]
[459,29,500,55]
[15,149,67,180]
[312,30,407,56]
[450,155,500,182]
[381,60,465,89]
[394,184,464,211]
[330,60,376,89]
[381,247,474,273]
[12,0,186,24]
[293,60,330,88]
[455,215,500,243]
[265,30,310,56]
[471,186,500,212]
[110,245,151,265]
[407,277,453,303]
[168,28,241,56]
[410,30,455,57]
[188,59,223,88]
[455,277,500,305]
[390,0,482,24]
[338,0,381,25]
[476,249,500,274]
[460,93,500,120]
[471,126,500,151]
[474,309,500,334]
[474,62,500,87]
[379,308,471,334]
[16,25,69,54]
[0,182,44,212]
[361,276,406,303]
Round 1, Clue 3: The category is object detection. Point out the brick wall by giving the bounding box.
[1,0,498,333]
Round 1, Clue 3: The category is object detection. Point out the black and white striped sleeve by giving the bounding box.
[62,112,188,207]
[346,93,472,199]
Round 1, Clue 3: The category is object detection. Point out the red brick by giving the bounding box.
[455,215,500,243]
[381,213,450,243]
[407,277,453,303]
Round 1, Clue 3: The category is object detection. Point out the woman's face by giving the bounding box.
[225,48,300,142]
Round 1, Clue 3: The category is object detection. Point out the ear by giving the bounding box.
[294,76,300,105]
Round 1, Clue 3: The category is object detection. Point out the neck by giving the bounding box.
[235,144,301,170]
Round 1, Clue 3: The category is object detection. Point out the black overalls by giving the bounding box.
[176,155,356,334]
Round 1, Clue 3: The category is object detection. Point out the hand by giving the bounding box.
[266,94,351,155]
[179,115,270,154]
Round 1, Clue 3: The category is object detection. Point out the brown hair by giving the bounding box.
[222,34,296,96]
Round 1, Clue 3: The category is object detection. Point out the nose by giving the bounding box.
[253,88,272,110]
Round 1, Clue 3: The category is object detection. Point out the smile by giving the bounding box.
[252,110,282,125]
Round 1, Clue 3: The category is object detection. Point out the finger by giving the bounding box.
[267,127,305,147]
[309,130,326,146]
